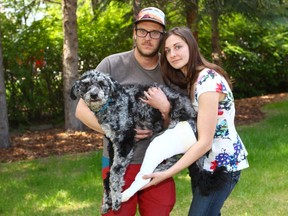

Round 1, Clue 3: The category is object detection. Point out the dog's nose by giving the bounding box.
[90,93,99,100]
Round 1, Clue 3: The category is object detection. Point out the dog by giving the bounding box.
[70,69,196,213]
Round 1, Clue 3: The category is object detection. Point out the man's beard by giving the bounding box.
[136,41,161,58]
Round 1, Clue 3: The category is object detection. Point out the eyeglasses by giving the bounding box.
[135,28,164,39]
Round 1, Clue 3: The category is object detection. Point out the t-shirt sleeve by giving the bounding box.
[95,57,112,75]
[196,69,229,100]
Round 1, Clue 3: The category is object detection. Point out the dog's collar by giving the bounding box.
[96,98,112,114]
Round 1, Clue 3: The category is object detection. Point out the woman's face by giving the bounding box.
[164,34,189,75]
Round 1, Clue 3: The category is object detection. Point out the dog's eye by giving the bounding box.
[81,85,88,91]
[98,81,106,88]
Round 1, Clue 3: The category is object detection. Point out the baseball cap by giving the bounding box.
[135,7,166,28]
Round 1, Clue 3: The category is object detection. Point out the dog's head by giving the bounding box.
[71,70,120,112]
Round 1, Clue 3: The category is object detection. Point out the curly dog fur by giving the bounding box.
[70,69,196,213]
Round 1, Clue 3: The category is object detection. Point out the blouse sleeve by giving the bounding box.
[195,69,229,101]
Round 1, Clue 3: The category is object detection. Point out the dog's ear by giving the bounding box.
[70,82,78,100]
[107,76,122,91]
[72,71,92,97]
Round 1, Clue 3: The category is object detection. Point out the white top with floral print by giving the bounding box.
[192,68,249,172]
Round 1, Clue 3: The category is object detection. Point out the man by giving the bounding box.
[75,7,175,215]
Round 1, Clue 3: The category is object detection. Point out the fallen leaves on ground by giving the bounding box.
[1,93,287,163]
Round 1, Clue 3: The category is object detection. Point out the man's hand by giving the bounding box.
[134,128,153,142]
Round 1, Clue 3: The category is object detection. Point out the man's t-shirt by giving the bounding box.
[96,50,164,164]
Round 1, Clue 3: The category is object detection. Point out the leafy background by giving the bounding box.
[1,0,287,129]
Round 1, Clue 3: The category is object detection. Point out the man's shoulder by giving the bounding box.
[96,50,134,72]
[105,50,133,61]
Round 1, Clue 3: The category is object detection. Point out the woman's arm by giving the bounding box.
[143,91,221,186]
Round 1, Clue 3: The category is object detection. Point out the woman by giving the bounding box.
[143,27,249,215]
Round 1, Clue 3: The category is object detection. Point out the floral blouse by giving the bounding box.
[193,68,249,172]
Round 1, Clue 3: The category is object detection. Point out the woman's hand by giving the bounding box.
[142,170,170,189]
[141,87,170,115]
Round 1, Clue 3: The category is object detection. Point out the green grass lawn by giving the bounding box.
[1,99,288,216]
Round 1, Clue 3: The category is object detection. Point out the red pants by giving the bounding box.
[101,164,176,216]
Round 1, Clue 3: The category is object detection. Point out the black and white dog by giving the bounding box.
[70,70,196,213]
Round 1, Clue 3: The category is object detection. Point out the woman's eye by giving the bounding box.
[175,45,181,50]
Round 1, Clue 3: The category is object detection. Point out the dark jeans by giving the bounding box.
[188,171,241,216]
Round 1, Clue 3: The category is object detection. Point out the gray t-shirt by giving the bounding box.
[96,50,164,164]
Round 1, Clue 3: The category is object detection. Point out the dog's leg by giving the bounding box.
[121,121,197,202]
[109,147,134,211]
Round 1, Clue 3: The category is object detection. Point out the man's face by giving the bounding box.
[134,21,164,58]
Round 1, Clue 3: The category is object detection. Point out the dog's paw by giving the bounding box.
[121,191,130,203]
[112,198,121,211]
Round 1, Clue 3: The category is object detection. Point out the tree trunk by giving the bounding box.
[62,0,83,131]
[91,0,98,12]
[0,29,10,148]
[133,0,141,21]
[185,0,199,42]
[210,9,222,66]
[91,0,100,16]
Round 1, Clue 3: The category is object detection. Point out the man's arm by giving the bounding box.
[76,98,154,140]
[75,99,105,134]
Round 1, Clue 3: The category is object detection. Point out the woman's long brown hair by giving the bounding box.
[160,27,232,96]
